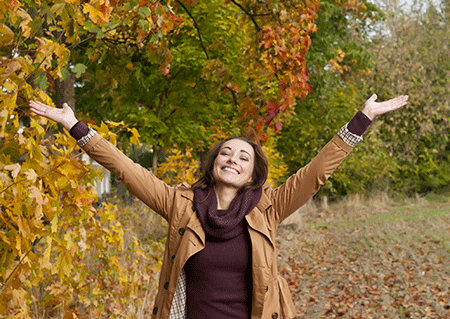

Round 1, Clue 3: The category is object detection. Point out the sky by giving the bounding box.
[369,0,442,10]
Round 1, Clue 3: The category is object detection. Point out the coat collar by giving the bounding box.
[179,184,274,245]
[179,182,194,201]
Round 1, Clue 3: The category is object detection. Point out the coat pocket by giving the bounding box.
[277,276,296,319]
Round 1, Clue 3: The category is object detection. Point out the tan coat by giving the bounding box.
[82,133,352,319]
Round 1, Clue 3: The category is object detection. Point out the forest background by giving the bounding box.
[1,0,450,317]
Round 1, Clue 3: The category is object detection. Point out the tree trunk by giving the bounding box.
[55,66,75,110]
[55,66,75,134]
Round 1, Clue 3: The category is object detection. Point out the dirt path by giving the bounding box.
[276,194,450,318]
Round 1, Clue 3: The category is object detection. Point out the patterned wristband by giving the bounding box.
[337,123,363,147]
[77,128,97,147]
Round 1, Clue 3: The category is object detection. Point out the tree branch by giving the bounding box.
[223,85,239,106]
[0,235,44,291]
[229,0,261,32]
[175,0,210,60]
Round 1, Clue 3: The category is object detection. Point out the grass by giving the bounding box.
[277,192,450,318]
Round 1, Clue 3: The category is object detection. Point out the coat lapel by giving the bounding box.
[245,191,275,246]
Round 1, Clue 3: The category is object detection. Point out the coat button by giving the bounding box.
[171,255,176,262]
[164,282,169,290]
[153,307,158,315]
[272,312,278,319]
[266,286,269,292]
[178,228,185,235]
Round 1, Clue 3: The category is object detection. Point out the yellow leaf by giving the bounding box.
[89,52,100,61]
[0,230,10,245]
[97,121,110,135]
[16,8,33,38]
[25,169,38,182]
[83,3,107,25]
[3,163,21,179]
[129,128,140,146]
[28,185,47,205]
[40,237,52,270]
[17,217,31,238]
[0,24,14,46]
[105,120,125,128]
[0,108,8,138]
[1,60,22,78]
[51,215,58,233]
[18,134,26,144]
[0,172,8,185]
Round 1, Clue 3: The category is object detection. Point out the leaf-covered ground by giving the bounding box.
[276,193,450,319]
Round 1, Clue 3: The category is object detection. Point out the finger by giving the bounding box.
[29,100,52,116]
[29,100,47,111]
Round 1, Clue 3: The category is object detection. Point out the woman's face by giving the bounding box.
[212,139,255,190]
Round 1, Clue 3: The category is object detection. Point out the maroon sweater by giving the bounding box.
[184,229,253,319]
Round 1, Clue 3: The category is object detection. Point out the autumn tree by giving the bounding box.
[275,0,391,196]
[0,1,176,317]
[74,0,321,159]
[365,0,450,193]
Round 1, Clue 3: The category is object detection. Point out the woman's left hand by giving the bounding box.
[361,94,409,120]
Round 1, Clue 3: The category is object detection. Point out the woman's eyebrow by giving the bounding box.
[221,146,252,157]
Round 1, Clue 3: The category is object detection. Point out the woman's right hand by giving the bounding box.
[29,100,79,131]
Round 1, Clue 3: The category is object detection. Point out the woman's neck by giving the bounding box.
[213,185,239,210]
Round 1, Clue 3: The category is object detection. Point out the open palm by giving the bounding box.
[29,100,78,130]
[362,94,409,120]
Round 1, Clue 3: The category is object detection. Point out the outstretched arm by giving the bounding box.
[29,100,78,131]
[28,99,176,219]
[271,93,409,222]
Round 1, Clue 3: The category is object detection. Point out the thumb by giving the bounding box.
[369,94,377,102]
[62,103,71,109]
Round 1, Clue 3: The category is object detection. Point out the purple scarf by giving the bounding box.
[193,187,262,240]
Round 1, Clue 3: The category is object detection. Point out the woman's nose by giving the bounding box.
[227,155,237,164]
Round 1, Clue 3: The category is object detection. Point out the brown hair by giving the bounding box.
[191,136,269,192]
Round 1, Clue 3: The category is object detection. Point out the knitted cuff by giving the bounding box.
[69,121,89,140]
[347,111,372,136]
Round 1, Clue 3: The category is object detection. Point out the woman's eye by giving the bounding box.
[240,157,249,161]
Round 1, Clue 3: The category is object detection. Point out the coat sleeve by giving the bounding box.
[81,133,175,220]
[269,135,353,223]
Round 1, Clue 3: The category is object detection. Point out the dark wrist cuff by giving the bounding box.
[347,111,372,136]
[69,121,90,140]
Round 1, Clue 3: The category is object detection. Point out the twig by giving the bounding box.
[0,235,44,291]
[223,85,239,106]
[229,0,261,32]
[175,0,210,59]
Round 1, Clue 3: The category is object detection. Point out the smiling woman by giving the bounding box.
[192,136,268,207]
[29,93,408,319]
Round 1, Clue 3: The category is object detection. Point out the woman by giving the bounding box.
[29,93,408,319]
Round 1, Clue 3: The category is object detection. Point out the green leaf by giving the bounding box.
[50,3,65,15]
[72,63,87,78]
[138,7,151,18]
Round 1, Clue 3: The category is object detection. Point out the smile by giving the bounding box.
[223,167,239,175]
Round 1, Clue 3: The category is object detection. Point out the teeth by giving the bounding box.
[223,167,238,174]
